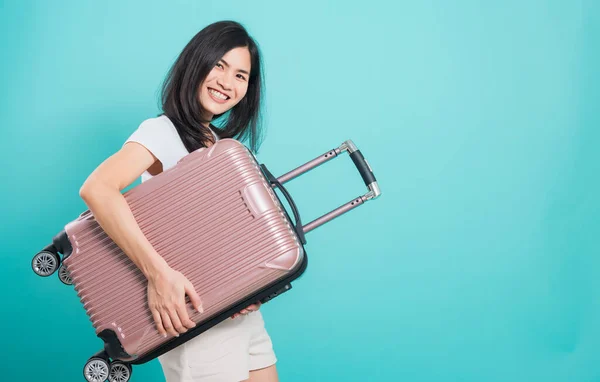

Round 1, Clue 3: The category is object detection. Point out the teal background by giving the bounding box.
[1,0,598,381]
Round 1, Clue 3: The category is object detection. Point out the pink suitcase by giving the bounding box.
[31,138,380,382]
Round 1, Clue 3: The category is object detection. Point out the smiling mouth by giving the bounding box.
[208,88,230,101]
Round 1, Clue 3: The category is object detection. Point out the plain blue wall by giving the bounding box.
[1,1,598,381]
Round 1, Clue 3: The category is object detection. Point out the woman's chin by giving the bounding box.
[205,108,222,118]
[202,99,225,114]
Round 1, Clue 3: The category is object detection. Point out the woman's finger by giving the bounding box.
[176,300,196,330]
[168,306,187,335]
[184,278,203,313]
[160,310,179,337]
[151,308,166,337]
[246,303,260,311]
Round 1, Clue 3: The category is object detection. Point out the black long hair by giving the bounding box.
[160,21,265,153]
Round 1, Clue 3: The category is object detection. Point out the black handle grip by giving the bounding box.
[350,150,376,187]
[260,164,307,245]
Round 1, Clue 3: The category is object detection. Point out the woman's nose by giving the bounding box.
[217,74,232,90]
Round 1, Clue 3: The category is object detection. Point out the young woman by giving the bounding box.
[79,21,279,382]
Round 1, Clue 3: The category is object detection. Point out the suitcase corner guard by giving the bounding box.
[99,328,133,360]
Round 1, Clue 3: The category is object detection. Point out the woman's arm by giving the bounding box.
[79,142,203,337]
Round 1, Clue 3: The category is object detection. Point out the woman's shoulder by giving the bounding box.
[138,114,176,131]
[125,114,188,171]
[131,114,183,144]
[126,114,182,150]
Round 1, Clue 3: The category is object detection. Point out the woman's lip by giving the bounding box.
[208,88,229,104]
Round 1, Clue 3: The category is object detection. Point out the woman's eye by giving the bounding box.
[236,74,246,80]
[216,63,223,69]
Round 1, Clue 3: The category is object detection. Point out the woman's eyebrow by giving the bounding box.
[220,59,250,75]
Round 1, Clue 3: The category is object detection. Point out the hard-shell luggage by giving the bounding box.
[31,138,381,382]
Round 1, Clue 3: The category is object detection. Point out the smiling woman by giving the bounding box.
[199,48,252,116]
[161,20,265,156]
[77,20,277,382]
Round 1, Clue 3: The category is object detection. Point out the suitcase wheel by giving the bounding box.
[108,361,132,382]
[83,357,109,382]
[58,264,73,286]
[31,250,60,277]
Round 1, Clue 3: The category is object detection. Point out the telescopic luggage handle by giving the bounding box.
[276,139,381,234]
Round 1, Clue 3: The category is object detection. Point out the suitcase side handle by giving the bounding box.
[276,139,381,234]
[260,164,307,245]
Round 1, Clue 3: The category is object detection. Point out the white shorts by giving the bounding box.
[157,310,277,382]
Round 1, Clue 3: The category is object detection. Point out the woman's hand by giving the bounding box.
[231,302,261,319]
[147,266,204,337]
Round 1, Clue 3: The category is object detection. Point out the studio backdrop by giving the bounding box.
[1,1,598,381]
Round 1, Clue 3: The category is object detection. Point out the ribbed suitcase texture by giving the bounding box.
[62,139,305,362]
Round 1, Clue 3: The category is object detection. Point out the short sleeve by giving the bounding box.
[123,117,181,170]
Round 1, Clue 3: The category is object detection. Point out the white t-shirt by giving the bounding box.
[124,115,219,183]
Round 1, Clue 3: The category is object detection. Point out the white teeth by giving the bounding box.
[209,88,228,100]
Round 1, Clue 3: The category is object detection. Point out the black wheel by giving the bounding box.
[58,263,73,285]
[109,361,132,382]
[31,250,60,277]
[83,357,110,382]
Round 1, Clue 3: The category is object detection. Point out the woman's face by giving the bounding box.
[198,47,252,120]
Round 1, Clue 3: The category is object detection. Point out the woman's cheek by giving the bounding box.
[236,86,249,103]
